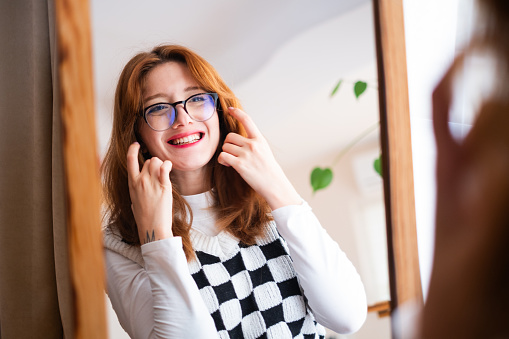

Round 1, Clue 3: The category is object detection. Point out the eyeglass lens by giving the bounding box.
[145,93,216,131]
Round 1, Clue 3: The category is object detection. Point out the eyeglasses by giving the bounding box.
[142,92,218,131]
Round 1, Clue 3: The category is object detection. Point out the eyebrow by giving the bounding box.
[143,86,202,103]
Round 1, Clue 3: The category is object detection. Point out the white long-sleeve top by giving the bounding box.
[104,193,367,338]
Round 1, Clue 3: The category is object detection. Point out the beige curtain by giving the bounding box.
[0,1,74,338]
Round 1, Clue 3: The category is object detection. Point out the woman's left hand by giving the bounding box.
[218,107,301,210]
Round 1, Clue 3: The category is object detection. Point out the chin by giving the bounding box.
[172,160,213,173]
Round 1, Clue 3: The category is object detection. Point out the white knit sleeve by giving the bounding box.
[271,201,367,334]
[105,237,218,339]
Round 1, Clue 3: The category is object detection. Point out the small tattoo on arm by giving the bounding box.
[144,230,156,244]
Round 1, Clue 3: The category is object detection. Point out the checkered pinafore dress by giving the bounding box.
[187,222,326,339]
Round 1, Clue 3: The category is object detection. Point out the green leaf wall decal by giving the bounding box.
[374,155,382,177]
[354,81,368,99]
[311,167,333,193]
[330,80,342,97]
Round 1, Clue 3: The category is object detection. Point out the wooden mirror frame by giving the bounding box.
[373,0,423,335]
[55,0,423,337]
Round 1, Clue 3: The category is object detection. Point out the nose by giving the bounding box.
[171,104,193,129]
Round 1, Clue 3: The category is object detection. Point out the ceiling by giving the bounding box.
[91,0,378,169]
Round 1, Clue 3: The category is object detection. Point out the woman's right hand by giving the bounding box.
[127,142,173,244]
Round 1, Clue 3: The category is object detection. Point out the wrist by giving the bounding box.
[138,227,173,245]
[263,181,301,211]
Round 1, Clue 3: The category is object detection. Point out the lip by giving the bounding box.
[167,131,204,148]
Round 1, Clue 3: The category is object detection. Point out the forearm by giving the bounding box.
[105,238,217,339]
[272,202,367,334]
[141,238,218,338]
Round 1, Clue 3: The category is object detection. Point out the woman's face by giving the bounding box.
[138,61,220,176]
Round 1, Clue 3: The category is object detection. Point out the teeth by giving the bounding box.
[170,133,201,145]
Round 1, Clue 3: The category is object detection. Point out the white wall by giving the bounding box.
[403,0,460,300]
[403,0,479,299]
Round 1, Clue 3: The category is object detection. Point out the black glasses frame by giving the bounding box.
[142,92,219,131]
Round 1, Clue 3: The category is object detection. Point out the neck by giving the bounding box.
[171,167,211,195]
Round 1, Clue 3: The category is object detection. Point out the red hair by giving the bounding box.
[101,45,272,260]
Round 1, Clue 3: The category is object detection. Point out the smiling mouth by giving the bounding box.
[168,133,203,146]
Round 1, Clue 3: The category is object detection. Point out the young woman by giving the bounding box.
[420,0,509,337]
[102,45,367,338]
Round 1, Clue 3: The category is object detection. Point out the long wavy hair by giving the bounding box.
[101,45,272,260]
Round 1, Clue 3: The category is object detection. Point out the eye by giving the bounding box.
[146,104,171,116]
[188,94,207,103]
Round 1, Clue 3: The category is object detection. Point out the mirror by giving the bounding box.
[91,1,391,337]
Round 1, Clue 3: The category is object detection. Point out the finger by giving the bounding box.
[222,141,244,158]
[433,54,465,153]
[127,142,141,180]
[432,68,454,148]
[228,107,261,139]
[159,160,172,186]
[224,132,247,147]
[218,152,237,168]
[148,157,163,178]
[140,158,151,177]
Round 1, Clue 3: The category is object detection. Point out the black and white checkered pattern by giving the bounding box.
[188,223,326,339]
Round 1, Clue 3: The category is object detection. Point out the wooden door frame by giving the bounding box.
[55,0,107,338]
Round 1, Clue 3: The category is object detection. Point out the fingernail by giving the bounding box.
[228,107,235,110]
